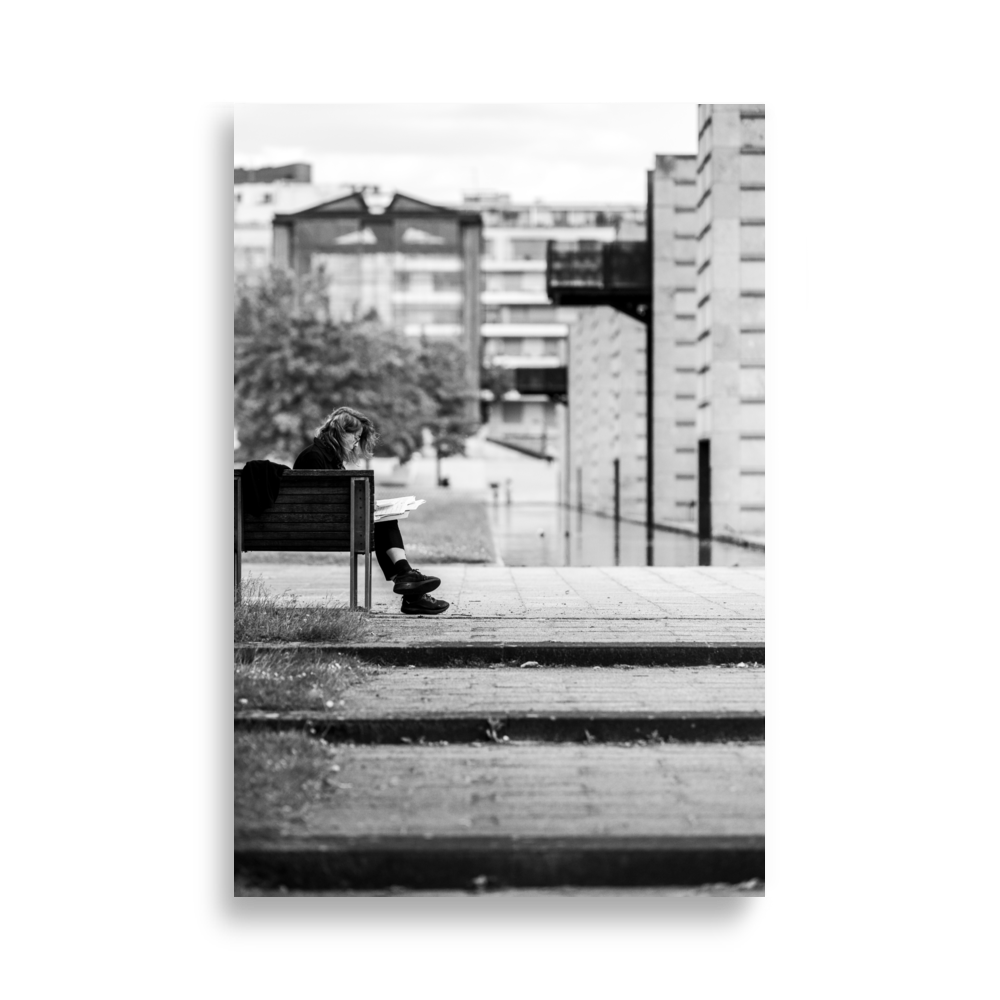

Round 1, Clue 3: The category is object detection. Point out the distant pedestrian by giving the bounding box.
[294,406,448,615]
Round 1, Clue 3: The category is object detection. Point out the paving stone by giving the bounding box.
[235,884,765,897]
[239,743,764,839]
[332,667,764,717]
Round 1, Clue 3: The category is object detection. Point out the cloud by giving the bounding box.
[234,103,696,203]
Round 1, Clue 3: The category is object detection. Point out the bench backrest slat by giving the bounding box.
[235,468,374,552]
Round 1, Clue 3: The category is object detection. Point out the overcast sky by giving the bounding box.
[235,104,698,205]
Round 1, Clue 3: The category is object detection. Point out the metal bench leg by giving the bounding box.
[364,477,372,610]
[349,477,358,611]
[234,477,243,605]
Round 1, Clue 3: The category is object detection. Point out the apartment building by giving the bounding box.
[694,104,765,538]
[269,189,483,412]
[233,163,345,276]
[560,155,698,529]
[465,193,645,455]
[557,104,764,546]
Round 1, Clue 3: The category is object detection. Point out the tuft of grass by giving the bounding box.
[242,494,497,566]
[234,649,375,711]
[235,731,335,832]
[234,576,370,644]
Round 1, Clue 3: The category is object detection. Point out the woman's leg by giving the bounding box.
[374,520,443,604]
[374,520,406,580]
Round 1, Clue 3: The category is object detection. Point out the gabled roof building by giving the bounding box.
[271,190,484,416]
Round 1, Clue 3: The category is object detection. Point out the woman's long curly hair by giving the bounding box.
[316,406,379,467]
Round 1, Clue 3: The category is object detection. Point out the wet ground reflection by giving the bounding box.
[487,504,764,568]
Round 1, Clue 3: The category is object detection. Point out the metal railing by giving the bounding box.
[515,366,567,395]
[546,241,649,294]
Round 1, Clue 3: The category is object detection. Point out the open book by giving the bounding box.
[373,495,427,523]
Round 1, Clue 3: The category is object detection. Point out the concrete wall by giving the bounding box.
[564,155,699,529]
[461,221,483,414]
[651,154,699,526]
[695,104,765,537]
[567,306,647,522]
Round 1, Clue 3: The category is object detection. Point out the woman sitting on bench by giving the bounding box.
[294,406,449,616]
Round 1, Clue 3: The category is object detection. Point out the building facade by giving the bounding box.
[465,194,645,456]
[567,305,648,522]
[652,154,699,526]
[234,164,344,276]
[694,104,765,538]
[562,156,698,527]
[561,104,764,544]
[270,190,484,411]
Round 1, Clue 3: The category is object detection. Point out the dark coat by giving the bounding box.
[240,460,289,517]
[293,438,343,471]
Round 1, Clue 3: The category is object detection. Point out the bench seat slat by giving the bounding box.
[278,486,350,497]
[250,497,351,517]
[245,510,356,524]
[241,539,355,552]
[243,531,360,549]
[243,520,364,536]
[274,490,351,507]
[243,507,360,530]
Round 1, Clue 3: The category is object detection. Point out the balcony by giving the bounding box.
[545,241,651,323]
[515,366,567,397]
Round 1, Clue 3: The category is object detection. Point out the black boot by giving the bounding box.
[400,594,449,615]
[392,568,441,597]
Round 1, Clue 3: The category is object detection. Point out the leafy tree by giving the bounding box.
[479,362,515,401]
[413,337,481,485]
[417,337,479,458]
[234,267,481,466]
[235,267,434,463]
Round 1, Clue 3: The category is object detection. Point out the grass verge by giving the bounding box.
[235,649,375,711]
[234,577,369,644]
[243,494,496,565]
[235,731,336,834]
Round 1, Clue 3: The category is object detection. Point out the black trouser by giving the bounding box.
[374,520,405,580]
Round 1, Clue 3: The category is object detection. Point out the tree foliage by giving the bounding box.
[418,338,479,458]
[235,267,478,463]
[479,362,516,402]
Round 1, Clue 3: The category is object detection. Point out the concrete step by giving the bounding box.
[235,666,764,743]
[235,640,764,666]
[235,881,766,897]
[236,713,763,743]
[235,743,764,890]
[320,665,764,714]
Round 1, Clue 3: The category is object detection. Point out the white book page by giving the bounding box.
[373,496,426,520]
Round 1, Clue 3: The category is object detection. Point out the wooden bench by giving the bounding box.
[234,469,375,610]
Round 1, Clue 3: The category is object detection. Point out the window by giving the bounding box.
[483,306,502,323]
[511,239,548,260]
[502,402,524,423]
[507,305,557,323]
[260,192,273,204]
[397,272,433,293]
[433,271,463,291]
[401,305,463,325]
[484,338,523,359]
[484,273,545,292]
